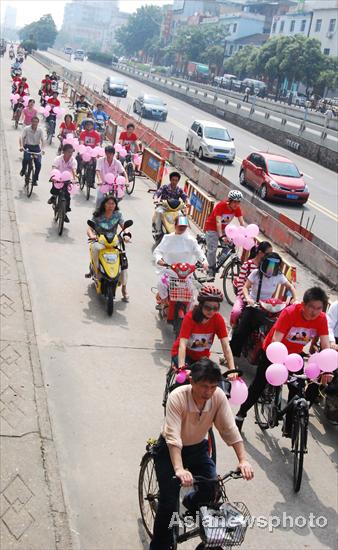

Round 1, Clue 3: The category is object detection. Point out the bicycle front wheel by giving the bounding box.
[125,163,135,195]
[25,164,34,198]
[293,416,306,493]
[254,385,280,430]
[208,428,217,464]
[138,452,159,539]
[58,200,66,236]
[222,258,241,306]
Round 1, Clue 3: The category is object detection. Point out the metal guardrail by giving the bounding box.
[31,51,82,85]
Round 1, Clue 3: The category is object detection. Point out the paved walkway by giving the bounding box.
[0,125,72,549]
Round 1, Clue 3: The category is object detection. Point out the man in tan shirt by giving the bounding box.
[150,358,254,550]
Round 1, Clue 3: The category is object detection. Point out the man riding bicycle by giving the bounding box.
[48,143,77,223]
[19,116,45,185]
[119,122,140,155]
[152,172,189,237]
[78,119,101,187]
[150,358,254,550]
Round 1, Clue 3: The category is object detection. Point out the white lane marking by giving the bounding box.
[303,173,314,180]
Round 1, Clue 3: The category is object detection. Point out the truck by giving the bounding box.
[186,61,209,83]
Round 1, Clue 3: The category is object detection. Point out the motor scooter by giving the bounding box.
[152,198,186,243]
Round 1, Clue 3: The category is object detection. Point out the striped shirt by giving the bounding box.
[236,259,257,298]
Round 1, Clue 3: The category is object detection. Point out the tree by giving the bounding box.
[315,56,338,94]
[19,39,37,53]
[115,5,162,58]
[19,14,57,50]
[201,45,224,75]
[223,45,259,79]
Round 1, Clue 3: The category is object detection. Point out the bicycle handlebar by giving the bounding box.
[173,469,243,484]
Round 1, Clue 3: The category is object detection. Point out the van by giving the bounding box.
[242,78,267,95]
[186,120,235,163]
[64,47,72,55]
[74,49,85,61]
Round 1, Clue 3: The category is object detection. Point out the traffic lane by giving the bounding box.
[43,52,338,247]
[2,56,337,550]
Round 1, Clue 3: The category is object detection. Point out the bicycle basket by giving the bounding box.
[169,278,193,302]
[199,501,251,548]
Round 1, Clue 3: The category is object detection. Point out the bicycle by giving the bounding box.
[46,115,56,145]
[52,180,71,236]
[22,149,42,198]
[194,235,242,306]
[124,152,136,195]
[79,158,96,200]
[254,372,312,492]
[13,103,23,129]
[138,447,251,550]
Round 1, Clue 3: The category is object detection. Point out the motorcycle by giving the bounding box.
[152,198,186,243]
[243,299,287,365]
[74,107,89,127]
[87,219,133,316]
[157,262,197,337]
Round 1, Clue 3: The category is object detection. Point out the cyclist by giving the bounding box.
[150,357,254,550]
[95,145,127,208]
[172,285,236,373]
[40,81,53,105]
[152,172,189,236]
[12,84,27,118]
[74,94,89,125]
[230,241,272,327]
[58,114,77,153]
[40,74,51,89]
[45,91,60,138]
[230,252,296,358]
[204,190,245,276]
[19,116,45,185]
[22,99,38,126]
[48,143,77,223]
[119,122,139,154]
[235,286,332,434]
[154,216,208,307]
[92,103,109,142]
[78,119,101,186]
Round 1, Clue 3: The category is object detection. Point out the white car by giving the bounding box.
[186,120,236,163]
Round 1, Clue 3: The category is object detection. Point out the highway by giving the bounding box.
[43,51,338,250]
[1,54,337,550]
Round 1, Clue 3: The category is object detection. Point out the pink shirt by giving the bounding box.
[96,157,124,182]
[23,107,37,126]
[52,154,77,173]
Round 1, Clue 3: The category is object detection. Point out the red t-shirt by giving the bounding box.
[119,131,137,152]
[171,310,228,361]
[42,78,52,86]
[17,82,28,92]
[263,303,328,355]
[47,98,60,108]
[80,130,100,148]
[60,122,77,136]
[12,76,22,84]
[204,201,242,232]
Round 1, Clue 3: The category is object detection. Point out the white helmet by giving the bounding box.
[228,190,243,202]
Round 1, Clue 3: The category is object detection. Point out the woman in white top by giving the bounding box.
[230,253,296,357]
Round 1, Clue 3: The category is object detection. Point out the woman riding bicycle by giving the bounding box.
[230,241,272,327]
[172,285,236,374]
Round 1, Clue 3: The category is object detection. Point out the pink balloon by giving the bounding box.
[242,236,255,251]
[266,342,289,364]
[92,146,101,156]
[82,152,91,162]
[89,147,97,158]
[45,104,51,111]
[67,133,74,139]
[115,184,125,199]
[97,146,105,157]
[14,93,20,100]
[114,143,123,152]
[10,93,15,100]
[51,169,61,180]
[228,378,248,405]
[233,233,246,247]
[23,96,29,106]
[85,146,92,153]
[12,98,18,105]
[43,108,50,117]
[100,184,111,194]
[78,144,86,154]
[133,154,141,167]
[67,183,79,195]
[284,353,303,373]
[266,363,288,386]
[39,106,46,114]
[60,170,72,182]
[246,224,259,238]
[119,147,127,158]
[176,370,187,384]
[53,180,64,190]
[116,175,126,186]
[225,224,237,240]
[161,273,169,286]
[304,362,320,380]
[104,173,115,184]
[317,348,338,373]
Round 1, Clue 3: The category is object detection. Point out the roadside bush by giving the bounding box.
[87,51,113,66]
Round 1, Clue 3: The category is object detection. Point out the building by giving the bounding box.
[3,5,17,29]
[172,0,220,18]
[101,12,129,53]
[270,0,338,55]
[225,31,269,55]
[217,0,296,33]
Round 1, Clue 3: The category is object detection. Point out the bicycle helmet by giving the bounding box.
[198,285,224,303]
[228,190,243,202]
[260,252,282,278]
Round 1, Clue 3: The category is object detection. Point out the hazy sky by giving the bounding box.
[1,0,172,29]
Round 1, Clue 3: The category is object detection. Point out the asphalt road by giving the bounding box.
[1,54,337,550]
[43,51,338,250]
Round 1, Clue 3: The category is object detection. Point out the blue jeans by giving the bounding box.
[150,436,216,550]
[22,145,41,181]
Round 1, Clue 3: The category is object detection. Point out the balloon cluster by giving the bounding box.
[114,143,127,159]
[265,342,338,386]
[78,143,105,162]
[225,223,259,251]
[100,173,126,198]
[50,169,79,195]
[39,102,65,119]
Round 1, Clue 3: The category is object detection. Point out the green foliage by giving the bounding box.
[116,5,162,57]
[172,24,226,65]
[315,56,338,93]
[19,39,37,53]
[87,51,113,66]
[19,14,57,50]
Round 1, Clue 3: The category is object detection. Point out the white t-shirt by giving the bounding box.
[52,155,77,173]
[248,269,287,301]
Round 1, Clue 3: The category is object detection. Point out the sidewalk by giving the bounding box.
[0,126,72,548]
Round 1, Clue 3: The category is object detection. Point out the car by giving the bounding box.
[103,76,128,97]
[239,152,309,204]
[186,120,236,163]
[133,94,168,121]
[289,91,308,107]
[74,49,85,61]
[242,78,267,95]
[64,47,72,55]
[215,74,237,90]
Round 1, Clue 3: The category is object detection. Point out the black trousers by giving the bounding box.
[230,307,267,357]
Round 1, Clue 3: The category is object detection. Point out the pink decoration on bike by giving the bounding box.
[161,273,170,287]
[66,133,74,139]
[39,106,46,114]
[116,175,126,186]
[246,224,259,238]
[225,224,237,240]
[92,146,101,157]
[304,362,320,380]
[115,184,125,199]
[228,378,248,405]
[50,169,61,180]
[266,342,288,364]
[60,170,72,182]
[67,183,79,195]
[78,144,86,154]
[242,236,255,251]
[43,108,50,117]
[119,147,127,158]
[265,363,288,386]
[82,152,91,162]
[104,173,115,184]
[114,143,123,152]
[284,353,303,372]
[316,348,338,373]
[97,146,105,157]
[53,180,64,190]
[22,96,29,107]
[133,154,141,167]
[176,370,187,384]
[44,104,51,111]
[100,184,111,194]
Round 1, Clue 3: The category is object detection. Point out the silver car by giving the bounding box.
[103,76,128,97]
[186,120,236,163]
[133,94,168,121]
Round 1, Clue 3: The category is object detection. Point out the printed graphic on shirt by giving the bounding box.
[221,213,235,225]
[286,327,318,345]
[187,333,214,351]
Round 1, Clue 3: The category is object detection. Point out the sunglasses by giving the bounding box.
[202,304,219,312]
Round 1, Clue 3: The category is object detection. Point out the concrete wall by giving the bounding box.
[47,48,71,63]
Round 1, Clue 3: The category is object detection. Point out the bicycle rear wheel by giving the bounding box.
[293,416,306,493]
[138,451,159,539]
[25,164,34,198]
[125,163,135,195]
[79,170,85,190]
[58,199,66,236]
[222,258,242,306]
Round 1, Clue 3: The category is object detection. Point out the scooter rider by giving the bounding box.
[154,216,208,306]
[153,172,189,236]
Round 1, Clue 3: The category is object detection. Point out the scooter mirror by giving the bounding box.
[123,220,133,229]
[87,220,96,230]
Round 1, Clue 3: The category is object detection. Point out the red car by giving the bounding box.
[239,152,309,204]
